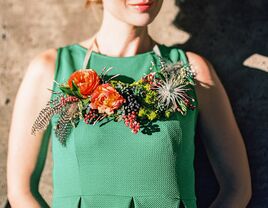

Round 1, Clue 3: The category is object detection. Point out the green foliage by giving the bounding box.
[165,110,172,118]
[144,90,158,105]
[59,81,84,99]
[59,84,73,96]
[71,81,84,99]
[138,107,159,121]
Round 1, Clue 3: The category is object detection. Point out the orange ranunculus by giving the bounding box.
[68,69,100,97]
[90,83,126,115]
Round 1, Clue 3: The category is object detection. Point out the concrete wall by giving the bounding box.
[173,1,268,207]
[1,0,267,207]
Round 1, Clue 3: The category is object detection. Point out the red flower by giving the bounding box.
[68,69,100,97]
[90,83,125,115]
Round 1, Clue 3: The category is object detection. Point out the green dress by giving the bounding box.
[42,43,199,208]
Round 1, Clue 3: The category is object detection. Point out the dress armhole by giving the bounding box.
[50,47,62,103]
[178,48,199,114]
[177,48,189,66]
[29,48,61,207]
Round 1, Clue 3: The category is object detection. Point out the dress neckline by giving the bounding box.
[73,43,164,60]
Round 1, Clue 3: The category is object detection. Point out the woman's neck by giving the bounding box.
[90,10,156,57]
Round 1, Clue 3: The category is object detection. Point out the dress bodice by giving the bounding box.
[49,43,199,208]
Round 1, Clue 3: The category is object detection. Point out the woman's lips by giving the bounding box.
[127,1,154,12]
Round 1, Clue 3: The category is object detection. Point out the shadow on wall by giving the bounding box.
[173,0,268,207]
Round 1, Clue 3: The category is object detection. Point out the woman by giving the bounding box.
[7,0,252,207]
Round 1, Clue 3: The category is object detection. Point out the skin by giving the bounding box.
[7,0,252,207]
[7,48,56,207]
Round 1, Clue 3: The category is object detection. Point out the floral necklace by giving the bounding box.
[31,36,197,146]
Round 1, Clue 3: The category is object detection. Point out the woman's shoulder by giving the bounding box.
[22,48,58,101]
[32,48,58,66]
[158,44,214,87]
[15,48,59,120]
[28,39,93,77]
[26,48,58,80]
[185,50,215,86]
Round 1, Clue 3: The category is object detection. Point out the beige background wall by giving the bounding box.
[1,0,268,207]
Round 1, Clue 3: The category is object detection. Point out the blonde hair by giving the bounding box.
[85,0,103,8]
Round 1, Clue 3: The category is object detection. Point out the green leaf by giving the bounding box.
[156,72,165,80]
[71,80,79,92]
[187,77,195,85]
[82,98,90,105]
[71,81,84,99]
[165,110,171,118]
[178,102,187,112]
[59,85,74,96]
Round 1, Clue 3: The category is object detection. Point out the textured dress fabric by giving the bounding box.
[48,43,199,208]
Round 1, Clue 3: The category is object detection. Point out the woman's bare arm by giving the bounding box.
[186,52,252,208]
[6,48,57,207]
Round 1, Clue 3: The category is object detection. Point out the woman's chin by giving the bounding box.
[129,19,153,27]
[124,14,156,26]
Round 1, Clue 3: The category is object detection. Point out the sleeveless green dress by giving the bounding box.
[46,43,199,208]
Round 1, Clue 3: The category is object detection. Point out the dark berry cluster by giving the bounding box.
[121,87,141,115]
[120,87,142,133]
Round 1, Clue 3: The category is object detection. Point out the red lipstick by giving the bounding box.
[127,1,154,12]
